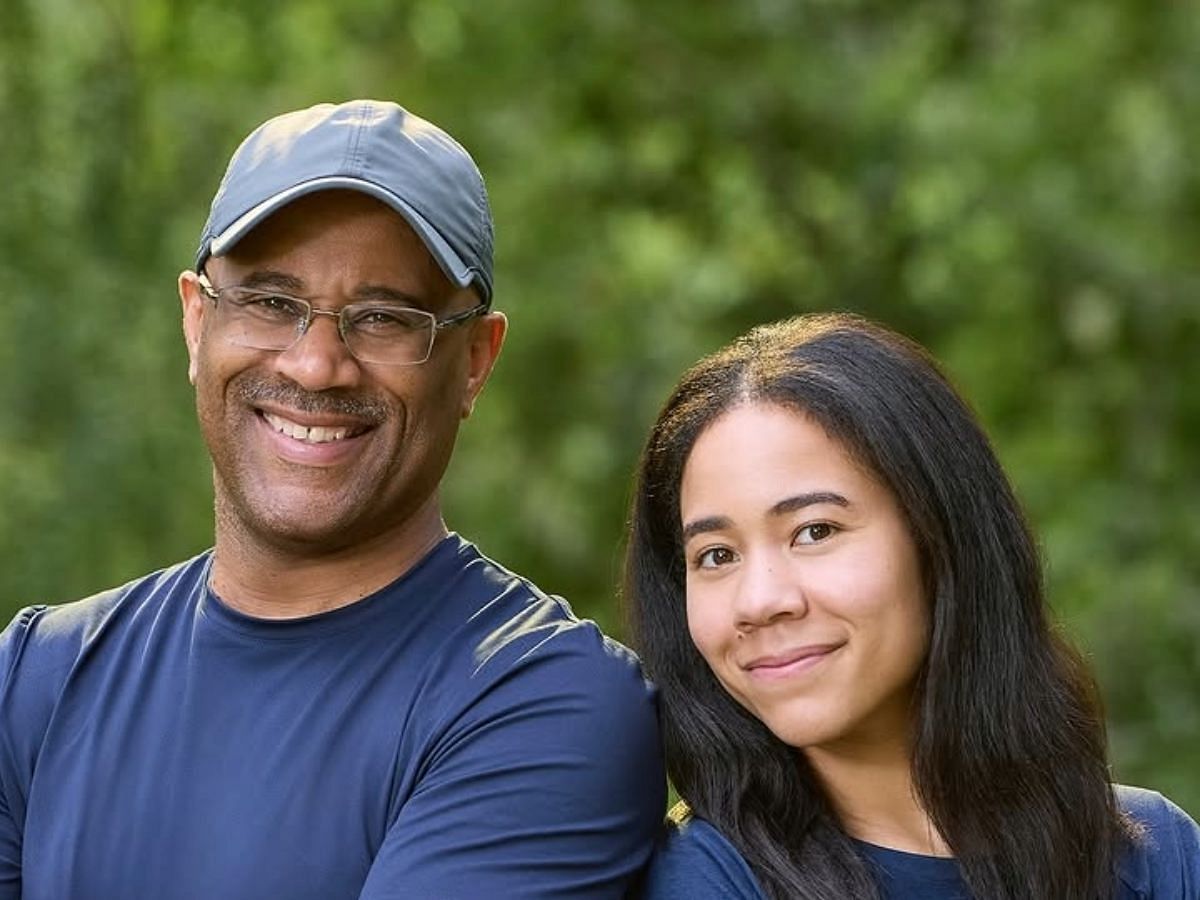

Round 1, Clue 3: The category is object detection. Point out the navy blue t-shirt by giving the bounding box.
[639,786,1200,898]
[0,534,666,899]
[857,841,969,899]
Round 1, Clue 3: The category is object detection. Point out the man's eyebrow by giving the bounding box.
[232,271,426,307]
[681,492,850,544]
[236,270,306,292]
[351,285,428,308]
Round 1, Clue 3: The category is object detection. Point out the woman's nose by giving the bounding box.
[730,553,808,633]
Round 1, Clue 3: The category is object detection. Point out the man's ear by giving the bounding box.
[461,311,508,419]
[179,270,206,386]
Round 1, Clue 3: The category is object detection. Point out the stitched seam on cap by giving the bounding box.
[474,173,491,299]
[475,175,489,248]
[345,103,369,173]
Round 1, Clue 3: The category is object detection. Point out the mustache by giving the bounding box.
[232,376,390,424]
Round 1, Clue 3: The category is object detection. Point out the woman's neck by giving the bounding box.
[804,735,952,857]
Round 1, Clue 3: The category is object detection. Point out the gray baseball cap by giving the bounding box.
[194,100,494,304]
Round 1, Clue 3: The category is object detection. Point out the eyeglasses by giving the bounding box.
[196,274,488,366]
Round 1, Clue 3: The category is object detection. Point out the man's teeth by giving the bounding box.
[263,412,351,444]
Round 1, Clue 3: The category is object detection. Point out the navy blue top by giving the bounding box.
[857,842,970,899]
[0,534,666,899]
[639,786,1200,898]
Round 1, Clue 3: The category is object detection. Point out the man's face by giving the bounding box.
[179,190,505,558]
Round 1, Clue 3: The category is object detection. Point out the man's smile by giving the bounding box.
[261,410,367,444]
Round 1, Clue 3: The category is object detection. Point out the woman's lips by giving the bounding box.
[743,643,845,679]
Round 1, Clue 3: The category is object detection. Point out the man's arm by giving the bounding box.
[0,787,19,899]
[358,627,666,899]
[0,608,42,900]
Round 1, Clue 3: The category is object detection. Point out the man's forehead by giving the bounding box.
[209,203,473,313]
[214,191,438,270]
[221,190,423,248]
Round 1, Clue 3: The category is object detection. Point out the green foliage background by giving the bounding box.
[2,0,1197,814]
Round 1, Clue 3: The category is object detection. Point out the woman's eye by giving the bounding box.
[696,547,737,569]
[794,522,836,545]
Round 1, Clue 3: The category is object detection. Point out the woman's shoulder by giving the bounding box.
[1114,784,1200,898]
[636,803,768,900]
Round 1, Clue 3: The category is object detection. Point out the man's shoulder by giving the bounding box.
[1114,783,1200,896]
[0,554,210,684]
[417,537,659,752]
[448,536,644,676]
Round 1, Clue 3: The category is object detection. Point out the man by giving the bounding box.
[0,100,665,899]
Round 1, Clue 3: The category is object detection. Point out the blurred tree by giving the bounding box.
[1,0,1196,812]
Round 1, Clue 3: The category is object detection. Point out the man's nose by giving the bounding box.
[272,311,362,392]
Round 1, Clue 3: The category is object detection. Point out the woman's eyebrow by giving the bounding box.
[681,515,732,544]
[681,492,850,544]
[770,491,849,517]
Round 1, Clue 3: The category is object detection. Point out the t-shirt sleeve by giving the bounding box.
[0,789,17,900]
[1150,791,1200,895]
[1165,798,1200,896]
[638,817,767,900]
[1115,784,1200,897]
[0,607,44,900]
[357,623,666,899]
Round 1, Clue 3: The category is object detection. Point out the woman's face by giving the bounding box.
[680,402,929,757]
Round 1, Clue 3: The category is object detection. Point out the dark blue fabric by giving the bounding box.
[639,787,1200,899]
[0,534,665,900]
[856,842,969,899]
[637,816,763,900]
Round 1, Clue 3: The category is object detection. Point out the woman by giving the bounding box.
[625,313,1199,899]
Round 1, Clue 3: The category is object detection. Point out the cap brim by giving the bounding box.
[207,176,479,296]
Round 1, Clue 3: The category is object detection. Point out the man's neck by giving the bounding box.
[208,500,449,619]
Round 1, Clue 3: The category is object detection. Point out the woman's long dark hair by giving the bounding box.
[624,313,1130,899]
